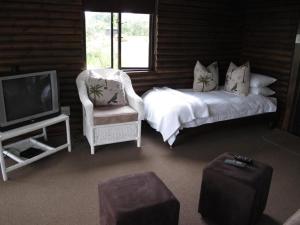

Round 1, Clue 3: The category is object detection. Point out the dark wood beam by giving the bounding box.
[283,21,300,130]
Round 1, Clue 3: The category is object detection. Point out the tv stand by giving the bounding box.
[0,114,71,181]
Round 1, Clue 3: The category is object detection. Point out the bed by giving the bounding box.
[142,87,277,146]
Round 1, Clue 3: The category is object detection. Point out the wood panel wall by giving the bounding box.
[130,0,243,93]
[241,0,300,126]
[1,0,299,130]
[0,0,242,130]
[0,0,84,129]
[284,23,300,130]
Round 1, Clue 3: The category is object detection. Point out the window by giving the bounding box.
[85,12,152,70]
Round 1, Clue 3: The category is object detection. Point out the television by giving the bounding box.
[0,70,60,131]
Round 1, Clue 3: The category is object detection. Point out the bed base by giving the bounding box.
[145,112,278,148]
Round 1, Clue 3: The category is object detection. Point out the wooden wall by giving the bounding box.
[241,0,300,126]
[0,0,242,130]
[1,0,299,130]
[130,0,243,93]
[0,0,84,128]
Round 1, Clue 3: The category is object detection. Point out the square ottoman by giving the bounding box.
[198,152,273,225]
[99,172,180,225]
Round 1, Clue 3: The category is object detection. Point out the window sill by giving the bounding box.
[125,69,155,75]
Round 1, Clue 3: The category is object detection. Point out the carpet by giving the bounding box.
[0,123,299,225]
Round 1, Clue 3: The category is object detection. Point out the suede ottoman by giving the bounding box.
[198,152,273,225]
[99,172,180,225]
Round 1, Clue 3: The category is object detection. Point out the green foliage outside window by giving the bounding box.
[85,12,150,69]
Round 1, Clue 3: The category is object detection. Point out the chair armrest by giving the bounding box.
[76,73,94,126]
[121,71,144,120]
[127,91,144,120]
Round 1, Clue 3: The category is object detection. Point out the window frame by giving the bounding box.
[84,11,155,71]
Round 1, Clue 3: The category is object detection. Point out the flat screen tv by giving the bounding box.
[0,71,60,131]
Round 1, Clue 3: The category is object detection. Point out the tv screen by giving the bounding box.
[4,74,53,121]
[0,71,59,130]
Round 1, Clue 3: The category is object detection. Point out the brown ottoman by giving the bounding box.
[198,152,273,225]
[99,172,180,225]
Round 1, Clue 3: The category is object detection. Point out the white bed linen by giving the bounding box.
[143,88,277,146]
[143,87,209,142]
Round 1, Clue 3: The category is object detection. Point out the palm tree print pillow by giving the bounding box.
[193,61,218,92]
[224,62,250,96]
[85,71,127,106]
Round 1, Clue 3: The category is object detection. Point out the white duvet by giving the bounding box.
[143,87,277,146]
[142,87,209,142]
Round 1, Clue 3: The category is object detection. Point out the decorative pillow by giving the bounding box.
[250,87,275,96]
[207,61,219,87]
[250,73,277,88]
[85,70,127,106]
[224,62,250,96]
[193,61,218,92]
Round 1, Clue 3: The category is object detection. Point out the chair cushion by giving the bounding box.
[93,105,138,125]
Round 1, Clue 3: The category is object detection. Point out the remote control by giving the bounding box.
[224,159,247,168]
[233,154,253,164]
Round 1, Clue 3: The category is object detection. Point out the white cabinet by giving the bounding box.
[0,114,71,181]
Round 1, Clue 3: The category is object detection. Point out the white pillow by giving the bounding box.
[193,61,218,92]
[224,62,250,96]
[250,87,275,96]
[250,73,277,87]
[207,61,219,87]
[86,70,127,106]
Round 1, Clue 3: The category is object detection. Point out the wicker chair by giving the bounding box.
[76,69,144,155]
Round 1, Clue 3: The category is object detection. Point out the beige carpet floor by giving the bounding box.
[0,123,300,225]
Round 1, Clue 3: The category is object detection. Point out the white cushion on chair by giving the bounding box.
[93,106,138,125]
[86,70,127,106]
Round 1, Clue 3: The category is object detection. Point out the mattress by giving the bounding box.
[178,89,276,126]
[143,88,277,146]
